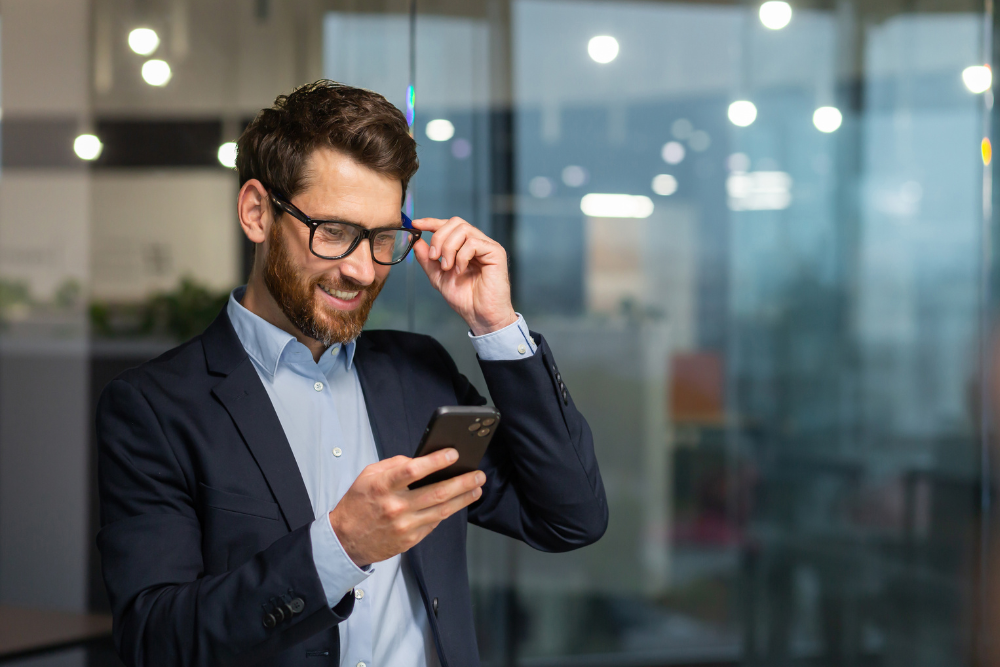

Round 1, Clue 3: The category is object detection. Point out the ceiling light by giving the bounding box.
[963,65,992,94]
[141,59,172,86]
[217,142,237,168]
[588,36,619,64]
[812,106,843,133]
[128,28,160,56]
[652,175,678,196]
[73,134,103,161]
[728,100,758,127]
[759,1,792,30]
[580,193,654,218]
[425,119,455,142]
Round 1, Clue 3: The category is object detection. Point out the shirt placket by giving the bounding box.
[315,355,374,667]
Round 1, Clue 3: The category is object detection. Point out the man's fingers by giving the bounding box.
[435,226,472,271]
[411,217,448,234]
[410,470,486,511]
[455,239,480,274]
[412,485,483,524]
[412,239,444,282]
[386,447,459,489]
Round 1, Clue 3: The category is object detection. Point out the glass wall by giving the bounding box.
[0,0,993,666]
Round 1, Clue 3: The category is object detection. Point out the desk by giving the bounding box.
[0,606,113,663]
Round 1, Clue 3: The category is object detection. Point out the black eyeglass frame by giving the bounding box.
[268,190,421,265]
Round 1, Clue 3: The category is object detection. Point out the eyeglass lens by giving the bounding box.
[313,222,415,263]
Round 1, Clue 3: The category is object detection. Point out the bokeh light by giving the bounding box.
[217,142,237,168]
[562,165,589,187]
[812,106,843,133]
[425,119,455,142]
[652,174,678,196]
[73,134,103,161]
[728,100,758,127]
[689,130,711,152]
[529,176,554,198]
[963,65,992,94]
[581,193,654,218]
[588,36,619,63]
[661,141,685,164]
[73,134,104,160]
[141,59,172,86]
[759,1,792,30]
[128,28,160,56]
[983,138,992,166]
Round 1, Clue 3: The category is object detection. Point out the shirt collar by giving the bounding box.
[227,286,358,375]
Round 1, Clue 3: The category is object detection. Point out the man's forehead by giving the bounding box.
[298,148,402,222]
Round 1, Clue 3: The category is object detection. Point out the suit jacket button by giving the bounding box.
[263,613,277,629]
[288,597,305,614]
[273,605,287,622]
[432,597,439,617]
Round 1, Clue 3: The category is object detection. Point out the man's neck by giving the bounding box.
[241,272,328,363]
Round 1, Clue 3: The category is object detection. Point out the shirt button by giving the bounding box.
[517,344,527,355]
[314,381,324,392]
[354,588,364,600]
[332,447,342,457]
[330,345,339,355]
[357,662,367,667]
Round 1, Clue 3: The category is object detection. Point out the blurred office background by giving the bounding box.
[0,0,996,665]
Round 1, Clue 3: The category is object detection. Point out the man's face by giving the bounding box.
[261,147,402,346]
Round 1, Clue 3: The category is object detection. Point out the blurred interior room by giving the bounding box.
[0,0,998,665]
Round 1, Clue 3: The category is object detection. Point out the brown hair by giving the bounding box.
[236,80,418,208]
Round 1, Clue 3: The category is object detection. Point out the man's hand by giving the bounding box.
[411,217,517,336]
[328,448,486,567]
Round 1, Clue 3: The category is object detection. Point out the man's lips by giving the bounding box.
[317,284,364,309]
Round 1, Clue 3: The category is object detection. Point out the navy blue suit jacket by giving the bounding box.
[96,307,608,666]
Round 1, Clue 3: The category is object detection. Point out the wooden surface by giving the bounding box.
[0,605,112,661]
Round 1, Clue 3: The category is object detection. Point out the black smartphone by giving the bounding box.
[408,406,501,489]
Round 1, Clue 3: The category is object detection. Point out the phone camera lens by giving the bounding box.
[482,418,495,426]
[477,428,491,437]
[468,423,481,432]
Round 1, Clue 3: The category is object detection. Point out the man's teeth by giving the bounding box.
[321,286,359,300]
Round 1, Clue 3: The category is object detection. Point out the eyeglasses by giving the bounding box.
[269,191,421,265]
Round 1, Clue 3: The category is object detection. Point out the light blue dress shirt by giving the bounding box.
[226,286,536,667]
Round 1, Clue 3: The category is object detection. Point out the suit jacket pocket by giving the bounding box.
[199,482,282,521]
[199,483,286,574]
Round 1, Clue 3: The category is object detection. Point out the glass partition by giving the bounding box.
[0,1,993,666]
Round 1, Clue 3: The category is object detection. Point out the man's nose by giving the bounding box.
[339,239,376,285]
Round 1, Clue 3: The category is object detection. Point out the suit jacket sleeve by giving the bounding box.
[96,378,354,667]
[434,332,609,551]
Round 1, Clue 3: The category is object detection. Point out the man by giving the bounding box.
[96,80,607,667]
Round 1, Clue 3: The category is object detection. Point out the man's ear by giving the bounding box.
[238,179,270,244]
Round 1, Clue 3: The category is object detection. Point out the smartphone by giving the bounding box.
[408,406,501,489]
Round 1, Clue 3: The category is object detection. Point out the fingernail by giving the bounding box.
[473,487,482,499]
[476,472,486,485]
[446,449,459,462]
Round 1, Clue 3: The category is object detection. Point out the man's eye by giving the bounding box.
[318,225,348,241]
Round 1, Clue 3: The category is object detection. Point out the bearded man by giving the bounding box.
[95,80,607,667]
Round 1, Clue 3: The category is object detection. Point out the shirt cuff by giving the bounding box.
[310,514,373,608]
[469,313,537,360]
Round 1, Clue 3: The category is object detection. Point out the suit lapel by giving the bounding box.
[354,333,433,610]
[202,308,316,532]
[354,334,413,461]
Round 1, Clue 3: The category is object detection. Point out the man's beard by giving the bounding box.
[262,220,385,347]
